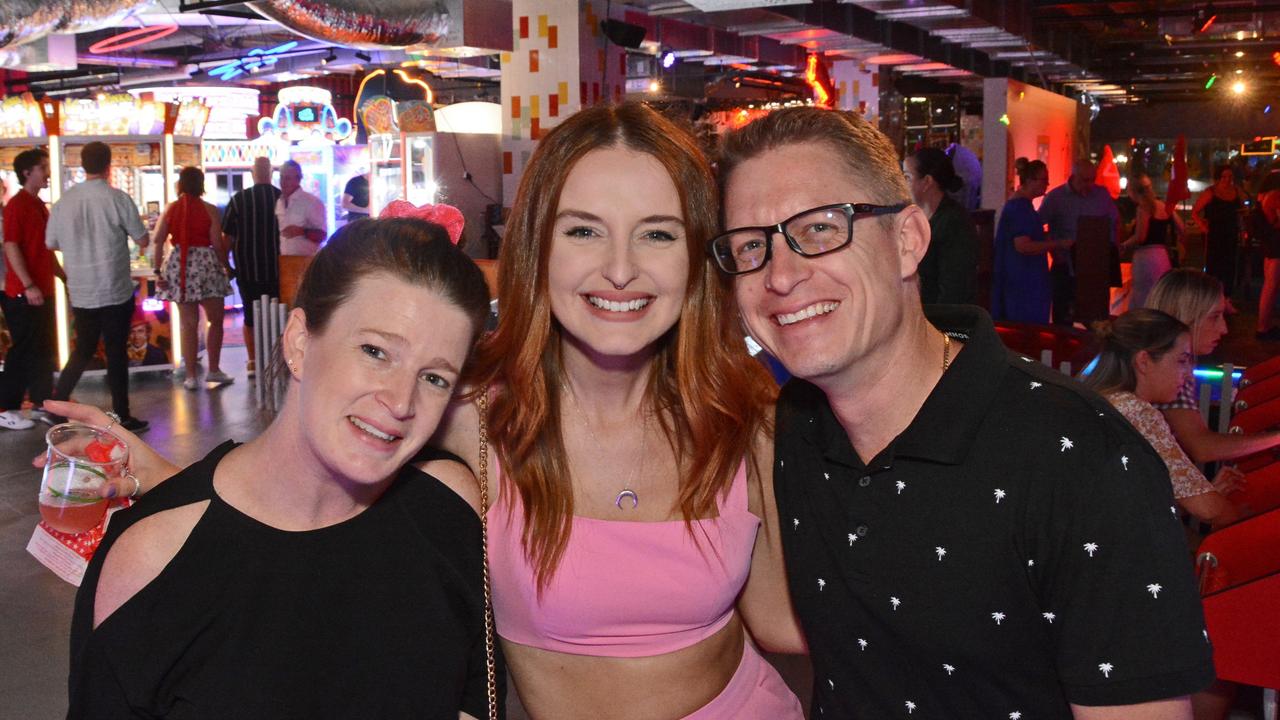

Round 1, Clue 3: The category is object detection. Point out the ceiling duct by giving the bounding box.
[249,0,511,52]
[0,34,77,71]
[0,0,151,51]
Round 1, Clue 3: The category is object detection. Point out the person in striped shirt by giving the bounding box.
[221,157,281,377]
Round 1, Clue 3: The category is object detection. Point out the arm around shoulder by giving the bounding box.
[737,425,808,654]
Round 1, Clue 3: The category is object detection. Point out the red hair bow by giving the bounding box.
[380,200,466,245]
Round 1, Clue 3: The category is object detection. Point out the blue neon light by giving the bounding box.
[208,41,301,82]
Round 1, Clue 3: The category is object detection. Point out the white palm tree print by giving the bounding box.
[1010,712,1023,720]
[991,612,1006,625]
[1084,542,1099,557]
[942,664,955,676]
[1029,381,1042,389]
[1121,455,1129,470]
[823,472,830,480]
[994,488,1006,503]
[1098,662,1114,678]
[1147,583,1162,598]
[1171,505,1178,516]
[828,678,834,690]
[793,518,800,530]
[896,480,906,494]
[1027,559,1035,567]
[818,578,826,591]
[1042,612,1056,623]
[935,546,947,561]
[905,701,917,714]
[890,596,902,610]
[848,533,857,546]
[858,638,868,651]
[1060,436,1074,451]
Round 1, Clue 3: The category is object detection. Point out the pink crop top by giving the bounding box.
[487,457,760,658]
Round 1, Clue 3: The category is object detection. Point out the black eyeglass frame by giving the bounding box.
[708,202,909,276]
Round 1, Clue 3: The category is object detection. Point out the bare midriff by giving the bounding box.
[504,613,745,720]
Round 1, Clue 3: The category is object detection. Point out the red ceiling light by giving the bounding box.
[1192,4,1218,34]
[805,53,835,108]
[88,24,179,55]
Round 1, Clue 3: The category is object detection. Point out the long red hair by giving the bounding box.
[468,102,776,590]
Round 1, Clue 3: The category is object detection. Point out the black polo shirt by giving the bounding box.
[774,305,1213,719]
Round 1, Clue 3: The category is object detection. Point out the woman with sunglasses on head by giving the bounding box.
[64,219,497,719]
[55,102,804,720]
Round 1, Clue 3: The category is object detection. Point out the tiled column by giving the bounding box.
[830,60,880,124]
[500,0,625,208]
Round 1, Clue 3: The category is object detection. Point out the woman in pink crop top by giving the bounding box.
[433,103,807,719]
[78,103,807,719]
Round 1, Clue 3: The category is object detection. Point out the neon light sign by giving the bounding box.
[210,41,300,81]
[88,24,179,55]
[258,86,353,143]
[805,53,834,108]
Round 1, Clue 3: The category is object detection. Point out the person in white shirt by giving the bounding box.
[275,160,326,257]
[45,142,150,433]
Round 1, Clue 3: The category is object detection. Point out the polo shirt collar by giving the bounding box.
[803,305,1009,468]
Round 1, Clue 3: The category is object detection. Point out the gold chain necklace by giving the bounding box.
[942,332,952,371]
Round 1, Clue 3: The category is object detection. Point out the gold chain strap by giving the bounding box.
[475,390,498,720]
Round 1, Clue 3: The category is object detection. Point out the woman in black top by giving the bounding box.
[67,218,497,719]
[1121,173,1182,310]
[1192,165,1243,297]
[903,147,978,304]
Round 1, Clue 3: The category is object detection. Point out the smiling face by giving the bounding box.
[546,145,690,363]
[285,271,474,488]
[726,141,926,385]
[1136,333,1193,404]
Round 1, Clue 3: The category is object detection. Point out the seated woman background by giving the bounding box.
[1082,308,1243,530]
[1145,269,1280,464]
[67,218,496,719]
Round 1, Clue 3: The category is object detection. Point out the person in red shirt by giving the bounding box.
[1,148,64,430]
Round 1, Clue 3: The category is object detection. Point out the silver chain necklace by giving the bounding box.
[566,389,646,510]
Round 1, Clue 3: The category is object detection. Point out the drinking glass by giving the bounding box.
[38,423,129,534]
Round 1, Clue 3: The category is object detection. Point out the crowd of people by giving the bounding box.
[0,145,331,430]
[1,103,1275,718]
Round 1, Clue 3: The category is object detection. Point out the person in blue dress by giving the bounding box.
[992,159,1071,323]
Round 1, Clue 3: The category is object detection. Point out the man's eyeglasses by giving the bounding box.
[708,202,908,276]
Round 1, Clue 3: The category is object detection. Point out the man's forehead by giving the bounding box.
[724,144,870,222]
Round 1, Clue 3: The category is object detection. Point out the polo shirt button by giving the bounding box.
[858,475,871,487]
[856,525,869,537]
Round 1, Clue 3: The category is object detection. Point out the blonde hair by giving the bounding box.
[1145,269,1223,353]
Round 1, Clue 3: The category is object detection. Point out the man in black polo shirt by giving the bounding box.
[712,108,1213,718]
[222,156,281,377]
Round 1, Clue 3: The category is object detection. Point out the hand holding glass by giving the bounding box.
[39,423,130,534]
